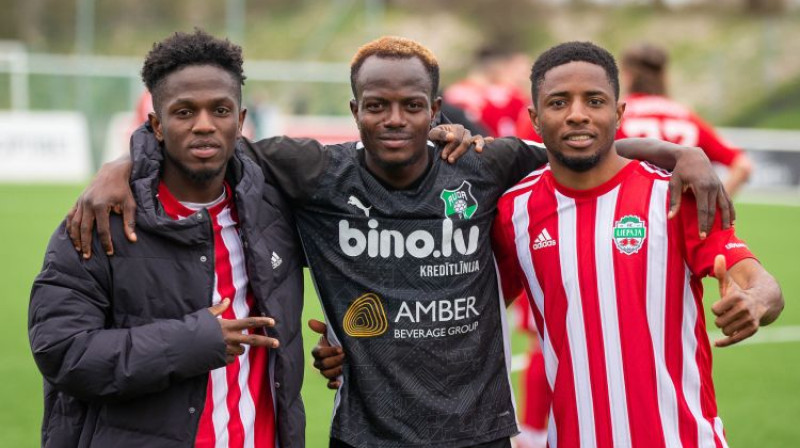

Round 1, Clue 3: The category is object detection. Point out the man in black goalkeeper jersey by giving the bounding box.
[67,36,731,448]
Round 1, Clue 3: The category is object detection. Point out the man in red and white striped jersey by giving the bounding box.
[157,181,277,448]
[493,42,784,448]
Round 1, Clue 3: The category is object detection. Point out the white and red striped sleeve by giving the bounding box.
[677,191,756,277]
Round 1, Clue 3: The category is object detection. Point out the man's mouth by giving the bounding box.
[189,142,222,159]
[379,135,412,149]
[563,132,594,149]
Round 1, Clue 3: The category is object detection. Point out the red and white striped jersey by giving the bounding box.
[493,161,755,448]
[159,182,276,448]
[616,94,742,167]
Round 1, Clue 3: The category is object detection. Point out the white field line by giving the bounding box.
[510,325,800,373]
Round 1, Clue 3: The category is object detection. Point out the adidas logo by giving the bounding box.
[271,251,282,269]
[532,228,556,250]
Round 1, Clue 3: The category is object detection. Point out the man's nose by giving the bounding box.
[566,102,590,125]
[384,104,406,127]
[193,110,216,133]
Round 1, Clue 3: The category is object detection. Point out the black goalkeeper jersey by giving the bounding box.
[245,136,547,448]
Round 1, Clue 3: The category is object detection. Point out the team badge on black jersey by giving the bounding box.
[440,181,478,220]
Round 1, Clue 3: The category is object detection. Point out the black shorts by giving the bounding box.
[329,437,512,448]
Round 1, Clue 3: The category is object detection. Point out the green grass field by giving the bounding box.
[2,184,798,447]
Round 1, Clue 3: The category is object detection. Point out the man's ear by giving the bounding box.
[349,99,360,129]
[148,112,163,142]
[238,108,248,138]
[528,105,540,134]
[431,96,442,123]
[616,100,626,130]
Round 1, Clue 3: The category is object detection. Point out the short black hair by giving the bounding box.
[141,29,246,113]
[350,36,439,100]
[530,41,619,108]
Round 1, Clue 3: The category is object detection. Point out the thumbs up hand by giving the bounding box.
[710,255,767,348]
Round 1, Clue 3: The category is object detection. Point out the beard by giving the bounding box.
[543,129,615,173]
[551,150,602,172]
[164,150,226,185]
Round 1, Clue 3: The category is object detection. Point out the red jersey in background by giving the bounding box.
[618,93,742,166]
[444,80,529,137]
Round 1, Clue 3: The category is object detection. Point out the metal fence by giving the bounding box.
[0,43,353,166]
[2,43,800,192]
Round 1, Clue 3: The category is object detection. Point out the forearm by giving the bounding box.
[98,154,133,181]
[616,138,691,170]
[745,270,783,326]
[243,136,325,202]
[31,310,226,402]
[723,155,753,197]
[31,239,225,402]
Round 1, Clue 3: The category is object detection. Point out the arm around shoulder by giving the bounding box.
[482,137,549,190]
[241,136,328,203]
[618,139,733,234]
[68,154,136,259]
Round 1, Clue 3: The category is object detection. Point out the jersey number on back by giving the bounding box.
[623,118,699,147]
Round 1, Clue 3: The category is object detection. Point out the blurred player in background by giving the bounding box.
[438,96,490,136]
[445,46,531,137]
[618,43,753,196]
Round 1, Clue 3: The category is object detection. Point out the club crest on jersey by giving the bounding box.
[440,181,478,220]
[343,293,389,338]
[613,215,647,255]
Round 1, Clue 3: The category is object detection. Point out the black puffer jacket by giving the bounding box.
[29,126,305,447]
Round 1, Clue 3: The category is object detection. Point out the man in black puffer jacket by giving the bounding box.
[28,30,304,448]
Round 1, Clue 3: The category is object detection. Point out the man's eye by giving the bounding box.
[175,109,193,117]
[550,100,566,108]
[216,107,231,115]
[365,103,383,111]
[407,102,425,111]
[589,98,605,106]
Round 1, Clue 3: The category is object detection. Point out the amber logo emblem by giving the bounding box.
[343,293,389,337]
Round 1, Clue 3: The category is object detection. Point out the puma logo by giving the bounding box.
[347,195,372,217]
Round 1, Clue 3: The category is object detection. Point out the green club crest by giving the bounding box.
[613,215,647,255]
[440,181,478,220]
